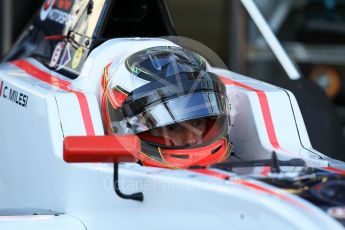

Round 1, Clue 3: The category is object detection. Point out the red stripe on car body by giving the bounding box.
[322,167,345,175]
[235,179,312,212]
[260,166,271,176]
[12,60,71,89]
[190,168,230,180]
[220,77,297,156]
[72,91,95,136]
[220,77,280,149]
[11,60,95,136]
[0,80,3,96]
[190,168,311,211]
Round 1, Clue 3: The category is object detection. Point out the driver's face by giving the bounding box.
[150,119,207,146]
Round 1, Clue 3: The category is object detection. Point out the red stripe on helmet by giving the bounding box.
[100,64,111,99]
[108,88,127,109]
[11,60,95,136]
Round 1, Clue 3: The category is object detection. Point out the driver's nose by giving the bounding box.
[185,130,199,146]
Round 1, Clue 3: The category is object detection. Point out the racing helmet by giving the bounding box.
[101,45,232,168]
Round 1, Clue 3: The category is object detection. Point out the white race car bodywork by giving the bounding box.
[0,38,344,229]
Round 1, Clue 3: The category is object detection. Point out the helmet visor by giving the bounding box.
[123,91,229,137]
[138,115,228,149]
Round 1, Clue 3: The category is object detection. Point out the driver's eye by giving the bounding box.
[166,125,179,132]
[194,120,202,126]
[191,119,205,128]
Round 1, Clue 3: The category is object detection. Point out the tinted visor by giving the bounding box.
[138,115,228,148]
[124,91,229,134]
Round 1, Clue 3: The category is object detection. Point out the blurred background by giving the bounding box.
[1,0,344,160]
